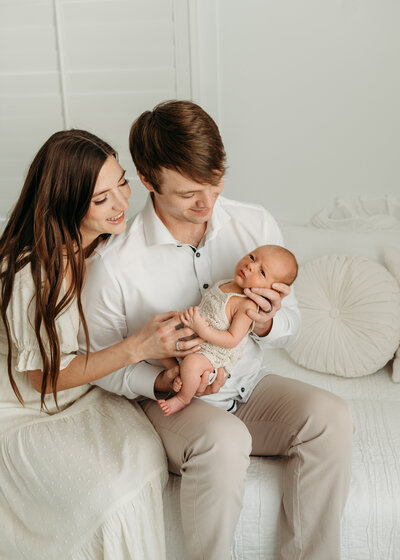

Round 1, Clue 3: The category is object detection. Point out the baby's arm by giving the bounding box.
[181,302,256,349]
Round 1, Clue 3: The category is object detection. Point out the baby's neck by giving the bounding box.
[220,280,244,294]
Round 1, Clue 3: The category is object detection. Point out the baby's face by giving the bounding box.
[234,246,290,290]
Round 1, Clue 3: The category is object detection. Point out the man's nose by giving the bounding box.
[196,191,212,207]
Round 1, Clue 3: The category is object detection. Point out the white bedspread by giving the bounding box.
[164,348,400,560]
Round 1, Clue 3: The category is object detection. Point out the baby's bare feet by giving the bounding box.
[172,376,182,393]
[158,395,189,416]
[158,399,172,415]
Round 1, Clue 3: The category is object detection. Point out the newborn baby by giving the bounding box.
[158,244,298,416]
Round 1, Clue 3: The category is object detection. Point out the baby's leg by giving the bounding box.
[158,353,213,416]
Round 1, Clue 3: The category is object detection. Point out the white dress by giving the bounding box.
[0,265,168,560]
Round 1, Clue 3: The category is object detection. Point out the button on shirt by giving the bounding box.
[79,195,301,411]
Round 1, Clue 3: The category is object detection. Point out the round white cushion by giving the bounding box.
[288,255,400,377]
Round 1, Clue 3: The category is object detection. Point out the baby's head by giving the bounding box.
[234,245,298,290]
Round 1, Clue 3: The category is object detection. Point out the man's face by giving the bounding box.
[149,168,224,227]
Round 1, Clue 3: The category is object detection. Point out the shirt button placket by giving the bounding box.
[194,250,210,294]
[194,250,203,292]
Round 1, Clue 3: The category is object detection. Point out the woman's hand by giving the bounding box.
[130,311,203,362]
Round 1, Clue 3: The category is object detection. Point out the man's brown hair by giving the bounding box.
[129,100,226,192]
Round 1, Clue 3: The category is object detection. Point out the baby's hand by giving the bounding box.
[181,306,209,334]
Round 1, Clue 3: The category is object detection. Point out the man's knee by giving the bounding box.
[311,390,352,429]
[192,411,252,481]
[301,389,353,455]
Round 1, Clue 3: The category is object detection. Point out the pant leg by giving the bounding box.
[234,374,353,560]
[141,397,252,560]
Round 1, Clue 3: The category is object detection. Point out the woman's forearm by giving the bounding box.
[29,310,205,394]
[29,335,146,393]
[29,310,204,394]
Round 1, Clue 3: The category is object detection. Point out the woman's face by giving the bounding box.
[80,155,131,247]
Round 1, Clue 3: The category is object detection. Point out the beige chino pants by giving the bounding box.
[141,374,353,560]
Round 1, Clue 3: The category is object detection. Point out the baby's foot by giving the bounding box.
[158,395,188,416]
[172,376,182,393]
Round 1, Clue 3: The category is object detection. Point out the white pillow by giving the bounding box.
[288,255,400,377]
[383,247,400,382]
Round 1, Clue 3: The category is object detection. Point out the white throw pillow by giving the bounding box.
[383,247,400,382]
[288,255,400,377]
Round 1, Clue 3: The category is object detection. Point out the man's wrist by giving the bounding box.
[253,319,273,338]
[154,369,174,394]
[154,370,166,392]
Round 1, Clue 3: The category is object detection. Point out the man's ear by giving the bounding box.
[137,171,155,192]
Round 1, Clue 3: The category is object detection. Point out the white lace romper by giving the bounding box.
[197,279,252,373]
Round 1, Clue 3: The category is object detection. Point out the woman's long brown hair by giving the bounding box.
[0,130,115,409]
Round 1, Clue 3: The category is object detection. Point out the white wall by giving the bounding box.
[1,0,399,226]
[0,0,191,219]
[193,0,400,224]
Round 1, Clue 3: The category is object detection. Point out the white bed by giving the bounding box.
[164,352,400,560]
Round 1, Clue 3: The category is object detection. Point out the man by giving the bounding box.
[80,100,353,560]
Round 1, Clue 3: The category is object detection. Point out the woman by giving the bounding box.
[0,130,200,559]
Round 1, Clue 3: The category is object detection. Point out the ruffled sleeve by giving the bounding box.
[6,265,79,373]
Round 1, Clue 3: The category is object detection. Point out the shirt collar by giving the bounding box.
[142,195,178,246]
[201,196,231,246]
[142,194,231,247]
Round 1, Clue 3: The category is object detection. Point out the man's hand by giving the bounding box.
[244,282,291,337]
[195,366,228,397]
[154,365,182,394]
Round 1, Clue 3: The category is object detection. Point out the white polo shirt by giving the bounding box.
[80,195,301,411]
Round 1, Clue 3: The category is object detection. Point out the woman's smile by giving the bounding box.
[107,211,125,224]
